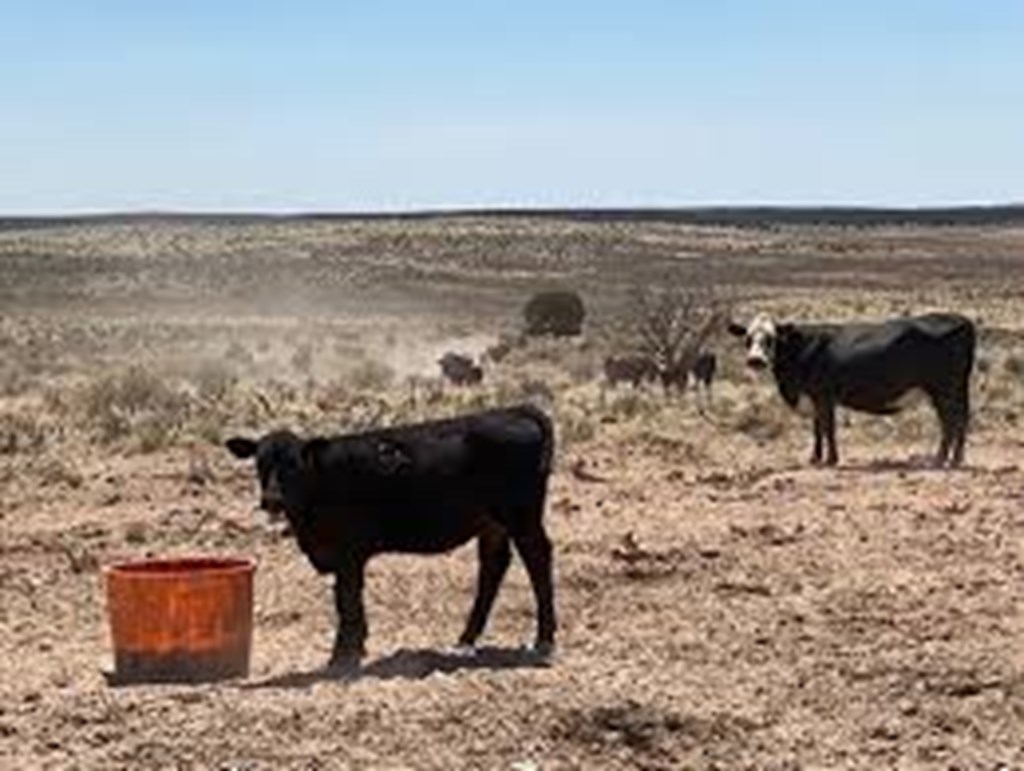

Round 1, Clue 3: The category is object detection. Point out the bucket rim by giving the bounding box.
[104,555,256,578]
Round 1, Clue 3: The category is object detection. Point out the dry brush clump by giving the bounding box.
[0,411,51,455]
[605,280,729,389]
[77,366,191,450]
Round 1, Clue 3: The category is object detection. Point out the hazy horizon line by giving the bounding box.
[3,200,1024,220]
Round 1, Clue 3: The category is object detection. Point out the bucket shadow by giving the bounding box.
[239,645,553,690]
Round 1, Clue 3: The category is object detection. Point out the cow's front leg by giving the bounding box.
[811,410,824,465]
[329,556,368,673]
[822,401,839,466]
[812,400,838,466]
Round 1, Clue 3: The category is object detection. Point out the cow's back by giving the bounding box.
[821,314,975,412]
[303,406,553,559]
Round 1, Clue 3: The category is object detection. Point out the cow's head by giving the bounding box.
[226,430,323,518]
[728,314,781,370]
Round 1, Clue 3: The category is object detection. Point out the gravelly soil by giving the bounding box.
[1,426,1022,769]
[1,217,1023,769]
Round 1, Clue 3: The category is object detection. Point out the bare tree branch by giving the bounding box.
[618,280,729,389]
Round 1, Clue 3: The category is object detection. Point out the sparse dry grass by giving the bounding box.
[2,216,1024,768]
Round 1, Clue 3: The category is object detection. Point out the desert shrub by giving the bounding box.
[405,375,446,407]
[728,394,788,443]
[79,367,189,447]
[192,360,237,403]
[517,378,556,407]
[563,348,599,385]
[345,360,395,392]
[32,454,84,488]
[225,340,255,368]
[602,389,653,423]
[291,343,314,374]
[0,365,35,398]
[557,405,596,447]
[1004,352,1024,378]
[132,413,181,453]
[191,415,225,445]
[0,411,49,454]
[523,290,585,337]
[336,394,393,433]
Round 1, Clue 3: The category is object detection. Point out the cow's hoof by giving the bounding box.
[326,653,362,678]
[530,641,557,664]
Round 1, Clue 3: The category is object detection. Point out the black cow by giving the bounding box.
[691,351,717,391]
[603,353,659,387]
[661,350,718,392]
[438,352,483,385]
[226,405,556,671]
[728,313,975,467]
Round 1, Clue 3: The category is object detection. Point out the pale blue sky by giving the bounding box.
[1,1,1021,213]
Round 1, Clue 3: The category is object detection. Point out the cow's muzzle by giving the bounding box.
[746,357,768,371]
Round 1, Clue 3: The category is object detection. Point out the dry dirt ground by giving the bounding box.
[1,215,1024,769]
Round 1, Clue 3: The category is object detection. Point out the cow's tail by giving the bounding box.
[949,316,977,377]
[519,403,555,477]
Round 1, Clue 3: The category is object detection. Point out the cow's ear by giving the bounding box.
[225,437,258,459]
[727,322,747,338]
[302,437,329,471]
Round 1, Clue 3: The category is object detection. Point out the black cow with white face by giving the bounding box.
[226,404,556,671]
[728,312,975,467]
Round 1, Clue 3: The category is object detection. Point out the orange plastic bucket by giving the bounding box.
[105,556,255,684]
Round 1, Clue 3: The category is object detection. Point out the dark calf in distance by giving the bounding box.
[690,351,717,391]
[605,350,717,393]
[728,313,975,467]
[438,352,483,385]
[603,353,659,387]
[661,350,717,394]
[226,405,556,670]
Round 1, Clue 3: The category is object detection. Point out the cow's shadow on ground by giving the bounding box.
[837,454,975,473]
[239,645,552,689]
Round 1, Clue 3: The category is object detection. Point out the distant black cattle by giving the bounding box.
[226,405,556,670]
[482,338,515,364]
[523,291,585,337]
[690,351,717,391]
[660,350,718,393]
[728,313,975,466]
[438,352,483,385]
[603,353,659,387]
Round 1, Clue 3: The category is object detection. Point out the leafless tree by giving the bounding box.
[619,280,728,390]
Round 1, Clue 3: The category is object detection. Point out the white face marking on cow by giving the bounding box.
[744,314,777,370]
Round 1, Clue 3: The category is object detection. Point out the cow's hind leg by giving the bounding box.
[511,527,556,657]
[927,389,957,467]
[457,523,512,650]
[811,409,824,465]
[950,377,970,467]
[329,556,369,673]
